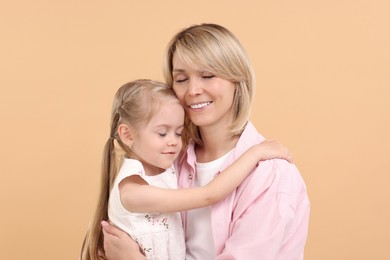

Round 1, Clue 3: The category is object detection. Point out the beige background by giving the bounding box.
[1,1,389,259]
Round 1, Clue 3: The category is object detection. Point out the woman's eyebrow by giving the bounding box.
[172,68,185,73]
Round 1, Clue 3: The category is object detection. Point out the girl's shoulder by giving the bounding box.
[116,158,147,184]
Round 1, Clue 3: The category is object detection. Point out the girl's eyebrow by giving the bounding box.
[154,124,169,128]
[155,124,184,129]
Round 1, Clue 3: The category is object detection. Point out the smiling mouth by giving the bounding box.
[163,151,177,155]
[189,101,212,109]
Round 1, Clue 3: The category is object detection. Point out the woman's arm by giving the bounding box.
[120,140,291,213]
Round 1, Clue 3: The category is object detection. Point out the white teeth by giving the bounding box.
[190,102,211,109]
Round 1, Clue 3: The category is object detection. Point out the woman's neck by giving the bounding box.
[195,126,239,163]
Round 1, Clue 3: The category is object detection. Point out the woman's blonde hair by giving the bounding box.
[80,79,179,260]
[163,23,256,145]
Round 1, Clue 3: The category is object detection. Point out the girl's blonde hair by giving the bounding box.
[163,23,256,145]
[80,79,179,260]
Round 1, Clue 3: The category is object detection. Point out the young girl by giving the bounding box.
[81,79,292,260]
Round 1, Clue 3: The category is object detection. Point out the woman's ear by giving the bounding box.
[117,123,135,148]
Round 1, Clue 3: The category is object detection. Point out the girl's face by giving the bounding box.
[130,99,184,175]
[171,54,236,130]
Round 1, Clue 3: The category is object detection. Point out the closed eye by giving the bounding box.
[175,78,187,83]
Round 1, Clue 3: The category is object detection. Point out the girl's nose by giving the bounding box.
[168,137,178,146]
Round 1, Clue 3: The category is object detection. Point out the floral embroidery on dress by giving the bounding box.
[145,214,170,229]
[169,167,176,175]
[160,218,169,229]
[138,242,152,255]
[138,169,145,176]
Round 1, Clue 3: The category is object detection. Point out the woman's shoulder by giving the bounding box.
[245,158,308,206]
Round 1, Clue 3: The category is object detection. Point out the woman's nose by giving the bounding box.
[188,79,202,96]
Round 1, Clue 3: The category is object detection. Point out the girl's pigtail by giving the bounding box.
[80,112,121,260]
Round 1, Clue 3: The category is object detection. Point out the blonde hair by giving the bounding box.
[80,79,179,260]
[163,23,256,145]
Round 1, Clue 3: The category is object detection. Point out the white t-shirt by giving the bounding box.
[108,158,185,260]
[185,151,232,260]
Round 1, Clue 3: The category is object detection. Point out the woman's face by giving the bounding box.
[171,54,236,130]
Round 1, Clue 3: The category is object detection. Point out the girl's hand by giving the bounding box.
[101,221,146,260]
[256,139,293,163]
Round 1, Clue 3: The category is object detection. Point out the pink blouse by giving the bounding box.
[176,122,310,259]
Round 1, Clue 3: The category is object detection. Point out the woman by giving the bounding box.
[102,23,310,259]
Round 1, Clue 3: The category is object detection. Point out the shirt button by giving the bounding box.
[188,174,193,180]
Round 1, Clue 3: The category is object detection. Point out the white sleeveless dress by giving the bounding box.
[108,158,186,260]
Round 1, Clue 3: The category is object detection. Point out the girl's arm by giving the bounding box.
[120,139,291,213]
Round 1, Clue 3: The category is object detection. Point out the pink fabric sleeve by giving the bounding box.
[216,159,310,260]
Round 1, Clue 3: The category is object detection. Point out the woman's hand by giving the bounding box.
[101,221,146,260]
